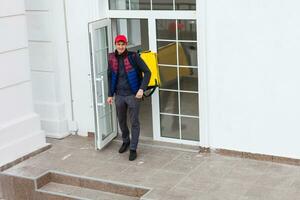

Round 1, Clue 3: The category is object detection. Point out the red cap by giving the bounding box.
[115,35,127,44]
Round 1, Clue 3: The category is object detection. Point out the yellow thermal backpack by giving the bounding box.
[129,50,161,97]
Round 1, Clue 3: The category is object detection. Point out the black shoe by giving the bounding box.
[119,142,130,153]
[129,150,137,161]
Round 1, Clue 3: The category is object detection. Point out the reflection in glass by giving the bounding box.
[131,0,151,10]
[152,0,174,10]
[178,42,197,66]
[156,19,176,40]
[157,41,177,65]
[175,0,196,10]
[109,0,129,10]
[159,91,179,114]
[181,117,199,141]
[160,66,178,90]
[180,92,198,116]
[160,114,180,139]
[178,20,197,40]
[179,68,198,91]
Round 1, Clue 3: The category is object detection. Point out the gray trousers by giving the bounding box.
[115,95,140,150]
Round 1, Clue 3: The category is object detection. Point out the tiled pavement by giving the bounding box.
[1,135,300,200]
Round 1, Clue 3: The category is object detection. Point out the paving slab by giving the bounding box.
[1,135,300,200]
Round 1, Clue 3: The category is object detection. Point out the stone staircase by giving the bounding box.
[0,170,151,200]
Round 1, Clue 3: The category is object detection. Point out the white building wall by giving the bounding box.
[24,0,107,137]
[13,0,300,160]
[25,0,73,138]
[206,0,300,159]
[0,0,46,167]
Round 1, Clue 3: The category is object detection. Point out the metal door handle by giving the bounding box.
[96,76,105,107]
[101,75,105,107]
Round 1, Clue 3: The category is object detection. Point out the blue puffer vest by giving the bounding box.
[108,51,141,96]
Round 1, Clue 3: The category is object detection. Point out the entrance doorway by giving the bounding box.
[89,18,153,149]
[110,18,153,139]
[89,13,201,150]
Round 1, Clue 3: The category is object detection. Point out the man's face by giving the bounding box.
[115,41,127,54]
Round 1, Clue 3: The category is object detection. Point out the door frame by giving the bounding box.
[106,2,209,147]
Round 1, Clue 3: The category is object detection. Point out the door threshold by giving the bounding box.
[115,135,201,153]
[89,132,201,153]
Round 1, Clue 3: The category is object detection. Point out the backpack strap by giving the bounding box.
[143,86,157,97]
[127,51,136,65]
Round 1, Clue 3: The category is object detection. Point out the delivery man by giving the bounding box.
[107,35,151,161]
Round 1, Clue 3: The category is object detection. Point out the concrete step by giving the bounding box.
[35,171,151,200]
[39,182,139,200]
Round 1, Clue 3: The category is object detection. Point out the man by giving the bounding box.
[107,35,151,161]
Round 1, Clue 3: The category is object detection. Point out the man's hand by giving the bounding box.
[107,97,113,105]
[135,89,143,99]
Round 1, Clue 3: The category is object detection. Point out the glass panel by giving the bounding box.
[181,117,199,141]
[139,96,153,137]
[131,0,151,10]
[156,19,176,40]
[95,49,108,75]
[157,41,177,65]
[160,114,180,139]
[179,68,198,91]
[109,0,129,10]
[95,27,107,49]
[152,0,174,10]
[109,0,196,11]
[139,19,150,50]
[115,19,129,42]
[178,42,197,66]
[178,20,197,40]
[159,91,179,114]
[99,113,114,140]
[113,19,149,51]
[175,0,196,10]
[180,92,198,116]
[96,78,103,100]
[101,72,109,101]
[98,105,112,118]
[160,66,178,90]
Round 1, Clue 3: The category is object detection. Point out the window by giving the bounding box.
[109,0,195,10]
[156,19,199,141]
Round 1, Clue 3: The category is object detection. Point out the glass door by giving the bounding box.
[88,19,117,150]
[106,0,206,146]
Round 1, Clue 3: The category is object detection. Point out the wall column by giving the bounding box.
[0,0,47,167]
